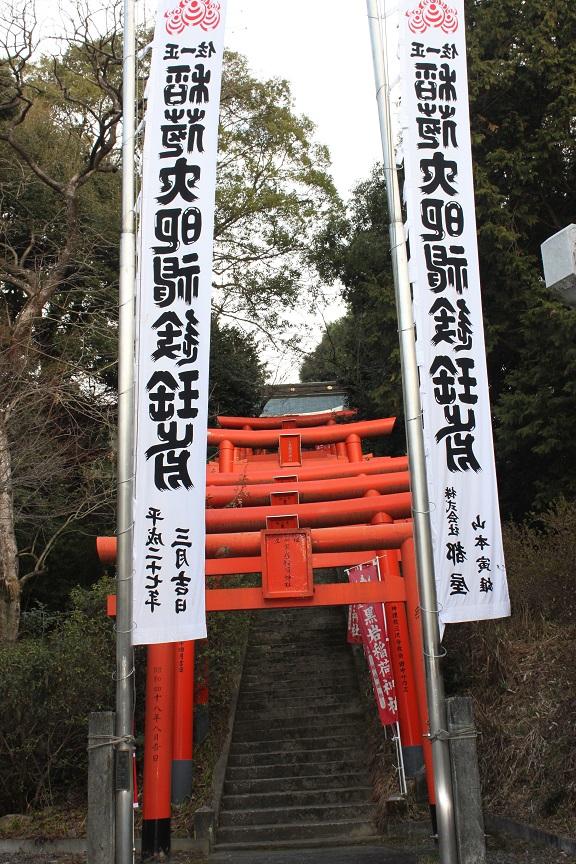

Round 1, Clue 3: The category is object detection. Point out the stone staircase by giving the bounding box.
[214,606,380,851]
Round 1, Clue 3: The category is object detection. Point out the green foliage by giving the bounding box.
[214,51,343,334]
[465,0,576,513]
[303,167,406,456]
[0,578,115,813]
[208,318,266,422]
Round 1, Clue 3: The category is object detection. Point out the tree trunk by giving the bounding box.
[0,412,20,641]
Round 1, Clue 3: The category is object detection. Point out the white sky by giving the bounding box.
[225,1,383,201]
[39,1,395,381]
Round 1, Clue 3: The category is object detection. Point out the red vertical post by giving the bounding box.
[242,424,254,459]
[142,643,175,859]
[218,439,234,472]
[345,433,363,462]
[172,641,195,804]
[401,537,436,806]
[335,441,348,459]
[327,418,337,455]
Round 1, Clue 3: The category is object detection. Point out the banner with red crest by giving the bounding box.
[132,1,227,645]
[398,0,510,627]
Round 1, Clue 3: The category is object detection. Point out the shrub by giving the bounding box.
[443,499,576,833]
[0,579,115,814]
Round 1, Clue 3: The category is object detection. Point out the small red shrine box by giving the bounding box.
[261,528,314,599]
[279,433,302,467]
[269,490,300,506]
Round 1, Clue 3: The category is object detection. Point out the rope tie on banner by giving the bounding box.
[112,665,136,683]
[411,505,432,517]
[426,726,480,743]
[422,645,448,659]
[113,620,137,636]
[418,598,443,612]
[87,734,136,752]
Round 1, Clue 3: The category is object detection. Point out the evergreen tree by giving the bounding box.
[304,0,576,513]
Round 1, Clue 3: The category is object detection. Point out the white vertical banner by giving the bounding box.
[132,0,227,645]
[398,0,510,625]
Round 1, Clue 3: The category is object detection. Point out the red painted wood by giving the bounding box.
[207,522,412,557]
[206,550,387,575]
[217,409,357,429]
[173,641,194,762]
[207,417,395,448]
[206,455,409,486]
[279,433,302,467]
[205,493,411,532]
[98,522,413,566]
[401,537,436,805]
[143,643,174,820]
[206,471,410,507]
[261,529,314,599]
[206,579,405,611]
[269,490,300,506]
[104,552,402,600]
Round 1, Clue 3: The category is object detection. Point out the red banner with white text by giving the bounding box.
[348,562,398,726]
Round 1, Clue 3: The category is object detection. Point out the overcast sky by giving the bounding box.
[224,1,384,200]
[40,1,386,197]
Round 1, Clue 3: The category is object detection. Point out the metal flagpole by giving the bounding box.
[365,2,458,862]
[116,0,137,861]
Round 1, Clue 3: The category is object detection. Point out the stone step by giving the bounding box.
[230,733,365,755]
[237,693,359,713]
[234,701,362,721]
[242,660,353,675]
[251,609,343,621]
[241,670,356,688]
[219,801,376,828]
[216,817,377,845]
[221,785,374,811]
[248,629,345,643]
[246,638,346,653]
[233,711,365,737]
[232,720,366,744]
[223,771,372,796]
[227,745,367,768]
[240,682,354,698]
[212,836,384,853]
[215,604,378,851]
[226,757,367,782]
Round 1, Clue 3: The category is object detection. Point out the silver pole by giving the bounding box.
[116,0,137,861]
[365,3,458,862]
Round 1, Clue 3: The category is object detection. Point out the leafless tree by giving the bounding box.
[0,0,124,640]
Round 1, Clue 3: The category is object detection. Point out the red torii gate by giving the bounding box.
[99,409,435,856]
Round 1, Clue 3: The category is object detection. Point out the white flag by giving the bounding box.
[398,0,510,625]
[132,0,227,645]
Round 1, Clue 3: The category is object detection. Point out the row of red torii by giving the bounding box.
[98,407,436,854]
